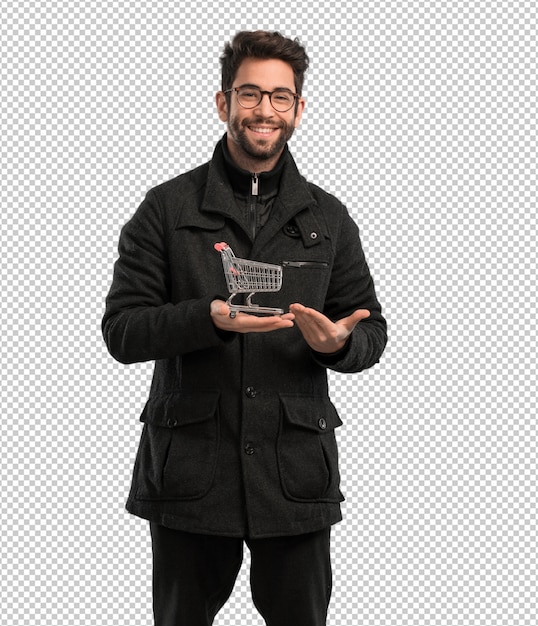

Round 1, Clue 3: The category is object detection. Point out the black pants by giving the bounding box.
[150,522,332,626]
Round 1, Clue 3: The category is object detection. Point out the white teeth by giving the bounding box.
[250,127,275,134]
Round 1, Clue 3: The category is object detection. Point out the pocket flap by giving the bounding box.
[140,390,220,428]
[280,394,342,433]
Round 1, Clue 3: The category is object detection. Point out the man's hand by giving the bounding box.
[211,300,295,333]
[289,303,370,353]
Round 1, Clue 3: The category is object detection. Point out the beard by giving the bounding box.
[227,114,297,165]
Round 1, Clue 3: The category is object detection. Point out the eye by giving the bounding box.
[274,91,292,102]
[239,89,259,99]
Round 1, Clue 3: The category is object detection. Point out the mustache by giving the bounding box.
[241,117,285,128]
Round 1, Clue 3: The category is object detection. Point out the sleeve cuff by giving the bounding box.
[312,336,352,366]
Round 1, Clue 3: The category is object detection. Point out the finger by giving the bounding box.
[280,312,295,321]
[230,312,295,332]
[338,309,370,329]
[238,318,295,332]
[210,300,231,317]
[292,313,334,346]
[353,309,371,321]
[289,303,327,325]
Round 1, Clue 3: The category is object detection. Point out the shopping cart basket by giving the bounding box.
[214,242,284,317]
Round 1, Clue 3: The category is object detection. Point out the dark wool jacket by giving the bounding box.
[102,137,387,538]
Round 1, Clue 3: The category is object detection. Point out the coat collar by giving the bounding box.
[175,136,325,247]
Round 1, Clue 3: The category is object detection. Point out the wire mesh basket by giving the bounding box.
[214,242,284,317]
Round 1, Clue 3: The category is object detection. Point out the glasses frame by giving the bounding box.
[224,86,300,112]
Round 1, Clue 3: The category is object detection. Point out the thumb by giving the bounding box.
[339,309,370,331]
[352,308,371,322]
[211,299,230,316]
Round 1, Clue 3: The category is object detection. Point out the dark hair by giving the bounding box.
[220,30,309,95]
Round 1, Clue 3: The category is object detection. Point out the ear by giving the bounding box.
[293,97,306,129]
[216,91,229,122]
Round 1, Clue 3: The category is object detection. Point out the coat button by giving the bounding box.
[318,418,327,430]
[284,223,300,237]
[167,418,178,428]
[244,444,255,455]
[245,386,257,398]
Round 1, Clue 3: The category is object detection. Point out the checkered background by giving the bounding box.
[1,1,536,624]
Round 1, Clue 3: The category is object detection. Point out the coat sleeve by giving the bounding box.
[102,189,229,364]
[314,206,387,373]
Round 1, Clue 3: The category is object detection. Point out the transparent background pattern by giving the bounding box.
[1,1,536,624]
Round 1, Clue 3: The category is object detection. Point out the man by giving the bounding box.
[103,30,387,626]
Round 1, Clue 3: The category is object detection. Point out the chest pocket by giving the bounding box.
[277,394,344,503]
[279,259,331,310]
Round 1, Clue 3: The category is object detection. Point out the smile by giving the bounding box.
[248,126,279,135]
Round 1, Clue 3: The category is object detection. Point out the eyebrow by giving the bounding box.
[236,83,295,93]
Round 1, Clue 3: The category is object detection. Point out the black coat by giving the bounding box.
[102,138,387,538]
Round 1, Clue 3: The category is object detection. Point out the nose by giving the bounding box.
[253,92,275,116]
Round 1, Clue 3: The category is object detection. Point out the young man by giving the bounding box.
[103,30,387,626]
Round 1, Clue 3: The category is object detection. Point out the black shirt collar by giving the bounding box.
[221,133,287,196]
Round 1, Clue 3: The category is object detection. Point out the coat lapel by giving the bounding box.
[173,138,327,253]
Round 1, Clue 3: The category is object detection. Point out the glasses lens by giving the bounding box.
[236,87,295,111]
[270,90,295,111]
[236,87,262,108]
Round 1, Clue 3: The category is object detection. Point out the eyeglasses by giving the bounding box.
[224,86,299,112]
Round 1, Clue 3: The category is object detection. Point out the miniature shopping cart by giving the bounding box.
[214,242,283,318]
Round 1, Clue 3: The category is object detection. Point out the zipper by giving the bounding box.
[250,173,259,238]
[251,173,259,195]
[282,261,329,268]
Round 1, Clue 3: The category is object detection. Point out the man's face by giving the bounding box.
[216,58,305,171]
